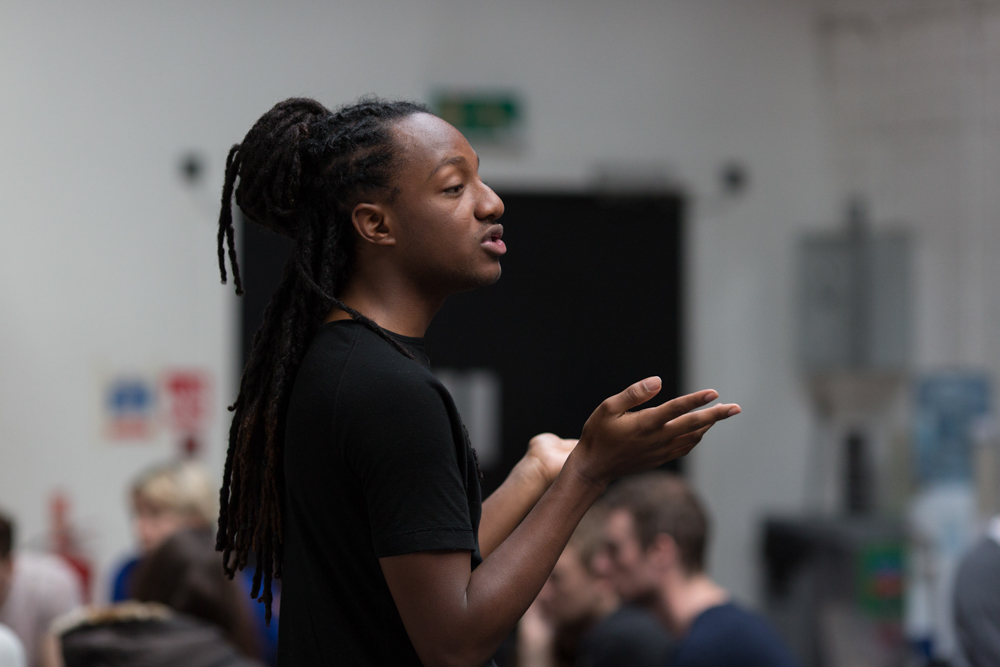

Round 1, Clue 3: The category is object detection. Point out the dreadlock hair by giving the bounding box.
[215,96,428,623]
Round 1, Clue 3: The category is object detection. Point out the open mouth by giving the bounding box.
[481,224,506,255]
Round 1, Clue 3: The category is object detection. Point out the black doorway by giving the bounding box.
[238,192,685,493]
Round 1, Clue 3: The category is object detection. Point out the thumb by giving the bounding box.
[601,376,662,416]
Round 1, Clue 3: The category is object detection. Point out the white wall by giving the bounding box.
[820,0,1000,378]
[0,0,835,605]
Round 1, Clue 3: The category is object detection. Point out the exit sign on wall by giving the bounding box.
[432,91,523,145]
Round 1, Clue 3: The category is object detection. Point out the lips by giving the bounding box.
[480,224,506,256]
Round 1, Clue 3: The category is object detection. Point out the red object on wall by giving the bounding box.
[162,370,212,435]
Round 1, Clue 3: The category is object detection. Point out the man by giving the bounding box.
[600,473,798,666]
[0,512,80,667]
[954,515,1000,666]
[214,97,741,665]
[520,507,670,667]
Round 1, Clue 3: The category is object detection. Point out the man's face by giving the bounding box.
[383,112,506,295]
[600,509,660,605]
[536,545,612,626]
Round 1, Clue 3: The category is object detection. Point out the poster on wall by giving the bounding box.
[98,366,214,452]
[102,372,158,441]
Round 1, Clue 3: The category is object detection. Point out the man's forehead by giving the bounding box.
[394,113,474,168]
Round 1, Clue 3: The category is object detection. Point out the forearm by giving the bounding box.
[478,457,549,558]
[383,383,738,667]
[457,457,605,664]
[382,454,604,667]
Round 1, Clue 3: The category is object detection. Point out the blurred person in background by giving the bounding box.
[0,623,26,667]
[49,528,261,667]
[213,96,739,666]
[600,473,798,667]
[111,461,219,600]
[0,511,80,667]
[517,506,670,667]
[953,515,1000,666]
[111,461,278,665]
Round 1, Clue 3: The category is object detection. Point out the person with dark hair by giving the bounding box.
[0,512,80,667]
[53,528,262,667]
[131,529,258,657]
[214,96,741,666]
[110,461,279,664]
[518,506,671,667]
[600,473,798,667]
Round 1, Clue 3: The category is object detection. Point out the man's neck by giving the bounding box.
[657,571,729,636]
[328,271,445,338]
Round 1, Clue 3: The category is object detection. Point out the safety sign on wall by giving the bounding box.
[101,367,213,445]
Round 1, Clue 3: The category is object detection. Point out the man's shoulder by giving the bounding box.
[580,606,671,667]
[593,604,668,641]
[958,536,1000,578]
[14,551,78,588]
[303,323,435,396]
[673,603,798,667]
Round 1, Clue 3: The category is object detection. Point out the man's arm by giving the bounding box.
[381,380,739,667]
[479,434,576,559]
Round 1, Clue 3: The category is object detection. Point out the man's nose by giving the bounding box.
[477,184,504,222]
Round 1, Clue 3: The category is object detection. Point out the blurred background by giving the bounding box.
[2,0,1000,665]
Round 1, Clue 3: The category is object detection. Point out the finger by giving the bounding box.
[663,403,740,438]
[664,423,714,459]
[638,389,720,429]
[671,423,713,449]
[600,377,663,417]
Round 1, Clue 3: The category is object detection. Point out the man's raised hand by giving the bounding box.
[570,377,740,487]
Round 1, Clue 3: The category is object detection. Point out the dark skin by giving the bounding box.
[328,112,741,667]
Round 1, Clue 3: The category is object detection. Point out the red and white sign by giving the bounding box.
[161,369,212,435]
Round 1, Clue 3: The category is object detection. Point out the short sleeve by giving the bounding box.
[342,367,475,558]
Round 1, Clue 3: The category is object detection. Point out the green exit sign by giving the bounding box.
[432,92,523,145]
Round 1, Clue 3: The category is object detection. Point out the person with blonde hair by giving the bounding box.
[130,461,217,554]
[110,461,215,601]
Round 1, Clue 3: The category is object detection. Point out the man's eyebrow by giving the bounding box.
[427,153,480,180]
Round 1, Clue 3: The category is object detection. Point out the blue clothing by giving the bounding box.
[240,566,280,667]
[111,556,140,602]
[667,603,799,667]
[110,553,279,666]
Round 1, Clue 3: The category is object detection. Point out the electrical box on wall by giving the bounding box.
[797,226,912,375]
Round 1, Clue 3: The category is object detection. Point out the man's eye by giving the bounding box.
[444,184,464,194]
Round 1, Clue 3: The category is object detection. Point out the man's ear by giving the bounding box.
[647,533,680,572]
[351,202,396,246]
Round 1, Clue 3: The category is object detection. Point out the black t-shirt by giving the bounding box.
[667,603,799,667]
[277,320,485,666]
[577,605,672,667]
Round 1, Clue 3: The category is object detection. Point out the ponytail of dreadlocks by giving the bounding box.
[215,96,428,623]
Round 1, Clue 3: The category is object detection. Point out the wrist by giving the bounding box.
[561,446,609,495]
[513,453,553,491]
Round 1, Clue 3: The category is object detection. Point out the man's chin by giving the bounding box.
[454,265,501,293]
